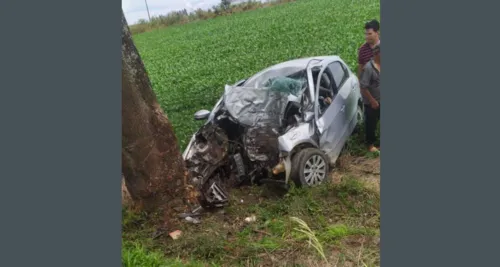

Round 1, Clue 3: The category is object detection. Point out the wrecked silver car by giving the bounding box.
[182,56,364,208]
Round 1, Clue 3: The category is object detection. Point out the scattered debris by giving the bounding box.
[178,206,204,219]
[169,230,182,240]
[178,213,197,219]
[185,216,201,224]
[244,215,257,223]
[192,206,203,213]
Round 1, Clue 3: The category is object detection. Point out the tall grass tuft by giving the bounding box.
[290,216,328,264]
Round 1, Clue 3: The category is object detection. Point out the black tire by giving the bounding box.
[290,148,330,187]
[353,104,365,134]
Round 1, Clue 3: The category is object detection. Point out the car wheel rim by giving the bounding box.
[304,155,327,186]
[357,106,364,124]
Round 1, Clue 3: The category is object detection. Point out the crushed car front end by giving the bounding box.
[182,56,342,208]
[183,78,313,208]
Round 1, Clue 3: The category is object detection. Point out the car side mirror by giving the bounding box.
[194,109,210,120]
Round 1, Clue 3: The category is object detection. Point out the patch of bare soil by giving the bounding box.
[333,155,380,193]
[123,155,380,267]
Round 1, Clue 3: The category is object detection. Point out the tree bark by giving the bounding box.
[121,10,197,216]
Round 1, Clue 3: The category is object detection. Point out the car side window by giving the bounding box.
[327,62,348,89]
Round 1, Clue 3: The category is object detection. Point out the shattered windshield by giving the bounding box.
[243,66,306,88]
[223,76,305,125]
[224,67,308,128]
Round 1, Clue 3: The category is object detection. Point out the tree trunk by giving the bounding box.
[121,10,197,216]
[121,176,132,207]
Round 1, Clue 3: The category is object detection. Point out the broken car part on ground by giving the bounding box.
[182,56,365,210]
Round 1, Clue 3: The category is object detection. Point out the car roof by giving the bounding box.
[264,55,341,71]
[242,56,341,87]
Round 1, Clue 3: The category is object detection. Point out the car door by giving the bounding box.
[314,60,353,163]
[332,60,358,127]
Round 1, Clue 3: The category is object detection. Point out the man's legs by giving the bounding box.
[364,105,380,152]
[375,106,380,149]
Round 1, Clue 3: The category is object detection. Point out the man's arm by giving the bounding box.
[361,88,377,107]
[359,67,378,108]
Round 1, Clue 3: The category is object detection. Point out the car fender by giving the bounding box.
[278,123,318,153]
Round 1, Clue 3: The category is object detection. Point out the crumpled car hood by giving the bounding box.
[223,85,289,127]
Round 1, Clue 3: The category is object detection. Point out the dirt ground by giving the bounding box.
[122,154,381,267]
[121,154,381,204]
[334,155,380,193]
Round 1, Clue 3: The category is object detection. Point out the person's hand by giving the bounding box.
[324,97,332,104]
[370,99,379,109]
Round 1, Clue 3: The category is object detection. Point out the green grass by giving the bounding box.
[132,0,380,150]
[123,178,380,266]
[122,240,211,267]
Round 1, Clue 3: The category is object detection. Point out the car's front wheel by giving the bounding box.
[353,104,364,133]
[290,148,330,187]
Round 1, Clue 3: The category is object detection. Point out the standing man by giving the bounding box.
[360,44,380,153]
[357,19,380,78]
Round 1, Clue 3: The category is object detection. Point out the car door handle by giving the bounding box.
[340,105,345,112]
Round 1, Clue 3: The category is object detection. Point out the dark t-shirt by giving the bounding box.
[359,59,380,105]
[358,40,381,67]
[358,42,373,66]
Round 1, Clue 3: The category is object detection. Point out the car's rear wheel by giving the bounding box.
[290,148,330,187]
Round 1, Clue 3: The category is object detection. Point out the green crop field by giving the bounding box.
[132,0,380,150]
